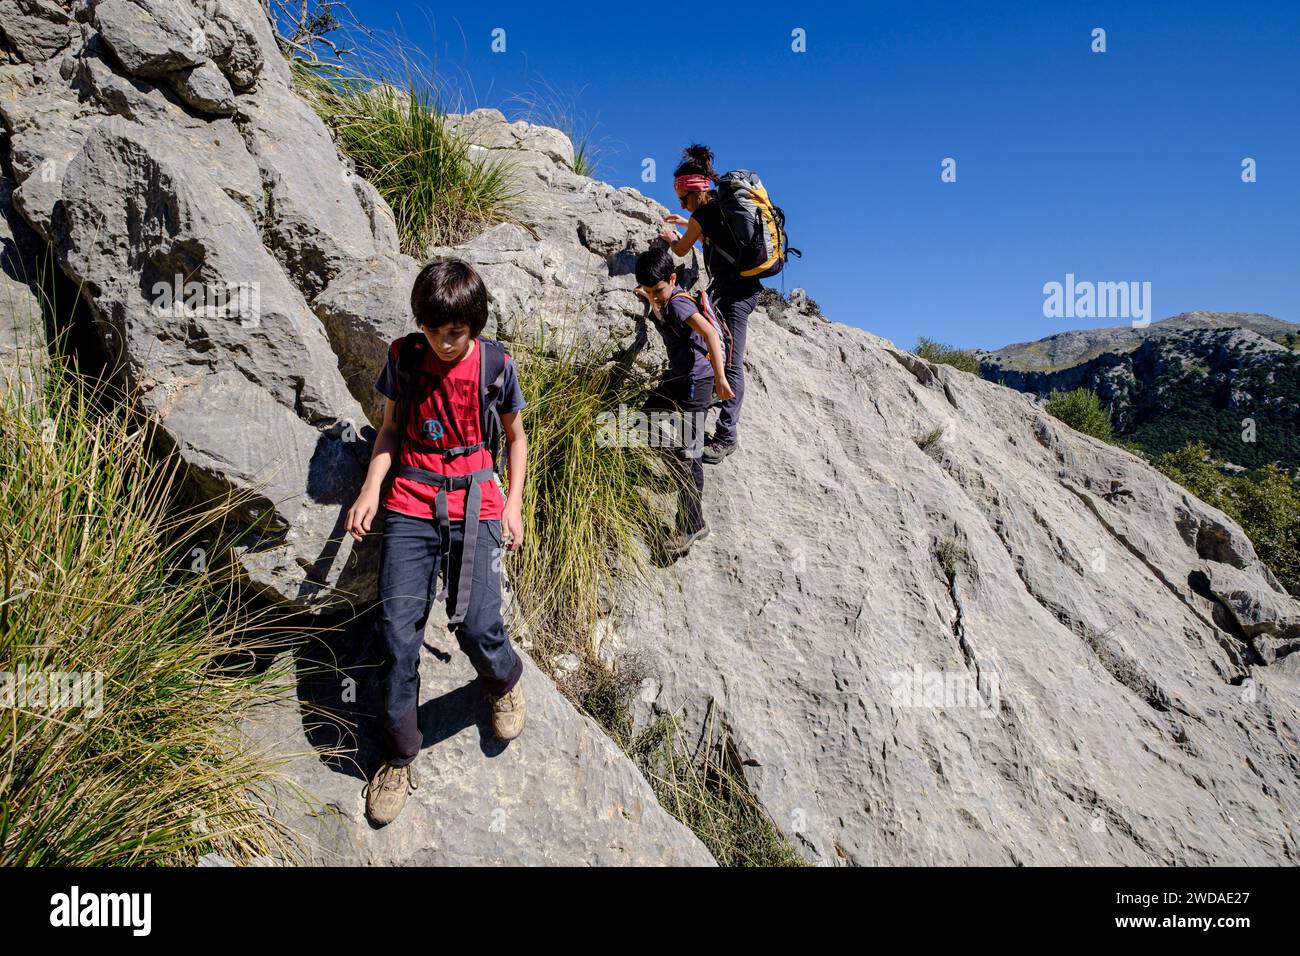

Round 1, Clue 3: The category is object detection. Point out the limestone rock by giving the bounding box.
[246,607,714,866]
[3,0,1296,868]
[0,0,77,63]
[95,0,207,78]
[313,255,419,427]
[237,81,376,297]
[1,1,369,609]
[612,326,1300,865]
[170,59,236,115]
[0,171,47,405]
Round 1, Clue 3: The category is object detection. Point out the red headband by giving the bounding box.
[673,174,712,194]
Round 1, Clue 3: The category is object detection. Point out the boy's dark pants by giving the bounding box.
[645,373,713,535]
[709,278,761,445]
[377,509,523,765]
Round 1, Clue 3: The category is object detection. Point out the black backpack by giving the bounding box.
[710,169,801,278]
[394,332,510,470]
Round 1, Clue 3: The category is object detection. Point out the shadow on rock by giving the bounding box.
[292,603,509,787]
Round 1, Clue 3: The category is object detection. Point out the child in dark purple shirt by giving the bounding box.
[634,247,733,557]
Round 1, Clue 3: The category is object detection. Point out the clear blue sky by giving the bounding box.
[332,0,1299,350]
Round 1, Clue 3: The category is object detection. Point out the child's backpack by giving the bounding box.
[393,332,510,470]
[711,169,802,279]
[650,288,734,368]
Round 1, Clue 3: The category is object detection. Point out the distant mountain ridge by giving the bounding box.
[979,314,1300,471]
[977,312,1300,373]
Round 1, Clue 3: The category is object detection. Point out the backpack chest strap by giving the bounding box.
[403,438,488,458]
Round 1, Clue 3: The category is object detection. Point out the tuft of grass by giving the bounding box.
[626,708,808,867]
[914,337,981,374]
[567,651,805,867]
[505,78,609,179]
[936,535,968,581]
[504,339,679,667]
[294,61,520,255]
[0,341,301,866]
[915,425,947,456]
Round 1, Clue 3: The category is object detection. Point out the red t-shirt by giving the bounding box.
[376,338,520,521]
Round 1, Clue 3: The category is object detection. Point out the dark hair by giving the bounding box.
[672,143,718,181]
[634,246,677,287]
[409,257,489,335]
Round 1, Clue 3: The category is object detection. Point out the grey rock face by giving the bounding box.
[613,319,1300,865]
[94,0,208,78]
[0,0,76,63]
[246,602,714,866]
[3,0,1296,868]
[415,108,1300,866]
[313,253,420,427]
[2,6,372,610]
[238,81,377,297]
[170,59,237,115]
[0,172,47,405]
[53,116,373,605]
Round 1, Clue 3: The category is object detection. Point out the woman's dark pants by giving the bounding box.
[709,277,761,446]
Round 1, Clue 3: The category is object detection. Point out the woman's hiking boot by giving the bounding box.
[365,760,418,826]
[702,440,737,464]
[490,683,526,741]
[665,523,709,559]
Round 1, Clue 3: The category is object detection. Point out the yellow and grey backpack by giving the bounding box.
[712,170,802,279]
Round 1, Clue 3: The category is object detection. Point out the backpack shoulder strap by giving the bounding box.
[660,290,702,338]
[396,332,427,395]
[478,337,507,397]
[477,337,509,468]
[666,289,732,366]
[395,331,428,434]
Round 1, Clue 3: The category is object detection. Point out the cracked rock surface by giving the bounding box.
[2,1,1296,866]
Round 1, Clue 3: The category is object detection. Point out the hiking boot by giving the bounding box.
[364,760,418,826]
[665,523,709,558]
[702,440,738,464]
[490,683,526,741]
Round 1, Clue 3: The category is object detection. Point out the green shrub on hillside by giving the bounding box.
[914,337,981,374]
[1046,387,1116,443]
[1153,443,1300,593]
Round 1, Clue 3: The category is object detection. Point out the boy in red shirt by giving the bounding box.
[345,258,528,826]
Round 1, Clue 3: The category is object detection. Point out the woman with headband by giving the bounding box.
[658,144,763,465]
